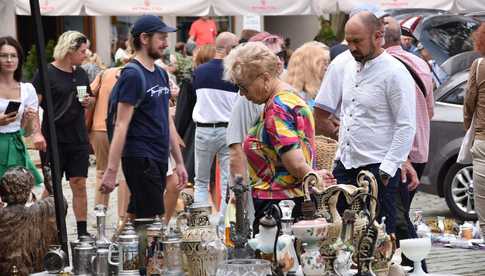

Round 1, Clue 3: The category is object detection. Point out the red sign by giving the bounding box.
[40,0,56,13]
[381,0,410,9]
[131,0,163,12]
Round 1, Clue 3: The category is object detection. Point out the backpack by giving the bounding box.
[106,62,167,142]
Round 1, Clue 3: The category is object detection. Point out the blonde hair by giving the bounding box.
[53,31,88,60]
[224,42,281,85]
[284,41,329,99]
[194,44,216,68]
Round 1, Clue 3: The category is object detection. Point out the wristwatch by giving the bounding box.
[379,170,391,181]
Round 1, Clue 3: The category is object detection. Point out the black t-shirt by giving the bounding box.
[32,64,91,145]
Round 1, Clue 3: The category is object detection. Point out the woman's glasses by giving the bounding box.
[0,53,18,60]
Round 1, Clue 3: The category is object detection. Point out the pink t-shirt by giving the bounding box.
[189,18,217,46]
[386,45,434,163]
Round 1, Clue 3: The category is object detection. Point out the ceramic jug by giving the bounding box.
[178,203,217,276]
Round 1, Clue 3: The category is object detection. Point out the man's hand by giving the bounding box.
[100,168,117,194]
[175,163,188,191]
[380,170,391,187]
[401,160,420,191]
[33,132,47,152]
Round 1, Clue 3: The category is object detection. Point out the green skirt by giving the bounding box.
[0,130,43,186]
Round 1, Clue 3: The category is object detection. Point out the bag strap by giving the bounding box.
[393,55,427,98]
[122,62,147,108]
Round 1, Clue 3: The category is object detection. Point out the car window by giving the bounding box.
[426,21,478,57]
[440,81,467,105]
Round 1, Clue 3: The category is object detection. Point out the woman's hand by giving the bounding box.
[0,112,17,126]
[33,132,47,152]
[81,96,94,108]
[315,169,337,188]
[22,107,37,122]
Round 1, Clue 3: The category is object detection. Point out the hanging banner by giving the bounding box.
[212,0,313,16]
[84,0,210,16]
[16,0,84,15]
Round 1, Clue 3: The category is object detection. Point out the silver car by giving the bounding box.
[420,69,476,221]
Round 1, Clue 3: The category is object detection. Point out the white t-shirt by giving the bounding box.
[0,82,39,133]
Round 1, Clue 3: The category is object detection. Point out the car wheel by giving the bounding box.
[443,163,477,221]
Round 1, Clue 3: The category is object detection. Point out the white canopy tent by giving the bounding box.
[454,0,485,14]
[84,0,211,16]
[334,0,455,14]
[313,0,485,15]
[16,0,84,16]
[15,0,485,16]
[211,0,314,16]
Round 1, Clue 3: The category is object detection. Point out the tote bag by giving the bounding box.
[457,57,483,164]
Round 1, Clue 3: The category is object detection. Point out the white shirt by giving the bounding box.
[336,51,416,177]
[114,48,129,63]
[0,83,39,133]
[315,50,354,117]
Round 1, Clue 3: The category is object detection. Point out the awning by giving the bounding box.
[454,0,485,14]
[16,0,84,15]
[84,0,211,16]
[211,0,314,16]
[336,0,455,14]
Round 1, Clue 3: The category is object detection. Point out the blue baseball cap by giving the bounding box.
[131,15,177,36]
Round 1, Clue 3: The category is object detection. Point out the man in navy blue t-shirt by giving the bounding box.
[100,15,187,219]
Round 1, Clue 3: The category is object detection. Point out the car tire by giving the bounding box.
[443,163,477,221]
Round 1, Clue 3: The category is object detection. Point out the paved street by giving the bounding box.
[50,162,485,275]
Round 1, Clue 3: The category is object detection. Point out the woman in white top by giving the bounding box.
[0,36,45,186]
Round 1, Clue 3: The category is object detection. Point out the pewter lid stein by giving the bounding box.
[43,245,67,273]
[147,216,163,238]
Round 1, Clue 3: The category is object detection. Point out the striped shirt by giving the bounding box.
[192,59,238,123]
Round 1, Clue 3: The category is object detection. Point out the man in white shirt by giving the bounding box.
[315,12,416,234]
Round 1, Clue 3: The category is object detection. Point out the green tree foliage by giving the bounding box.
[23,40,55,81]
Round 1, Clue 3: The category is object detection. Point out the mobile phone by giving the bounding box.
[4,101,21,115]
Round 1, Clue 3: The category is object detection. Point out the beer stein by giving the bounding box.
[109,221,141,275]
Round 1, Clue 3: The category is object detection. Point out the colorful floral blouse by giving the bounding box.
[243,90,315,200]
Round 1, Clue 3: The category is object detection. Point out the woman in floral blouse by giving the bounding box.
[224,42,336,232]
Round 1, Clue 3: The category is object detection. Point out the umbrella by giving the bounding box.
[28,0,70,265]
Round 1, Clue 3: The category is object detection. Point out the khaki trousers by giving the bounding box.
[472,139,485,236]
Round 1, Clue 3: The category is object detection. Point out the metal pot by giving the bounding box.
[91,248,109,276]
[109,221,140,275]
[73,240,96,275]
[43,245,67,274]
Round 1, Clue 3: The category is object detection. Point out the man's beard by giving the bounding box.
[352,43,376,63]
[147,44,162,60]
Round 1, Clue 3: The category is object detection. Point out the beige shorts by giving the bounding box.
[90,131,125,181]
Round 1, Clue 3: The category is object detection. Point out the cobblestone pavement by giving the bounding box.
[55,163,485,275]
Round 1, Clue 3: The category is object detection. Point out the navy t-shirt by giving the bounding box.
[117,60,171,162]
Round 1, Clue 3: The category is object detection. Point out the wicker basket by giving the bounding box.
[314,135,338,171]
